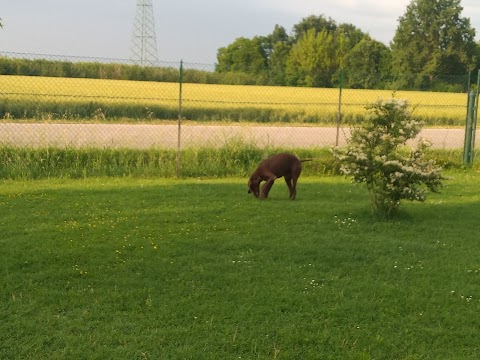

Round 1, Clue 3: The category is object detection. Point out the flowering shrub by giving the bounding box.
[334,98,444,217]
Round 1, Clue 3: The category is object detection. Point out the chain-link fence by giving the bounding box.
[0,51,477,152]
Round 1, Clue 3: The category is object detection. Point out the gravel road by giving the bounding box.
[0,123,475,149]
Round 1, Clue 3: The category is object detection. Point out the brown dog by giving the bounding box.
[248,153,310,200]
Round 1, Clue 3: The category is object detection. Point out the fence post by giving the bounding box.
[335,69,344,147]
[463,89,476,165]
[472,70,480,163]
[176,60,183,178]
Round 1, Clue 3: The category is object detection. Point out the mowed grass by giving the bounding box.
[0,75,468,125]
[1,173,480,359]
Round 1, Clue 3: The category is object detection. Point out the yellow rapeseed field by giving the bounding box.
[0,75,468,124]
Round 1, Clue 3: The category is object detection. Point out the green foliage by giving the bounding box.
[266,41,291,85]
[0,57,241,85]
[216,37,268,76]
[261,25,293,86]
[344,35,392,89]
[0,144,334,180]
[334,98,445,218]
[0,147,177,179]
[0,57,177,81]
[215,15,377,88]
[391,0,477,89]
[286,29,337,87]
[0,98,180,121]
[0,142,471,181]
[292,15,338,42]
[0,99,338,124]
[213,9,480,89]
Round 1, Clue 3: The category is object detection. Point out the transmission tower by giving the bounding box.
[130,0,159,66]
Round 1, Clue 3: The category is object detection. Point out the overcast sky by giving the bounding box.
[2,0,480,64]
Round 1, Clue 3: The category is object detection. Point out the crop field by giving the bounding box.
[0,75,468,125]
[1,173,480,359]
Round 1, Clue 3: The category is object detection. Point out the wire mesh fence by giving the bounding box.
[0,51,477,152]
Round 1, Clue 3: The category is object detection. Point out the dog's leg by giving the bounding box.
[290,166,302,200]
[284,175,294,199]
[290,176,298,200]
[260,174,276,199]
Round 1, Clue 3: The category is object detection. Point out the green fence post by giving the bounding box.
[467,70,471,94]
[463,89,476,165]
[176,60,183,178]
[470,70,480,163]
[335,69,344,147]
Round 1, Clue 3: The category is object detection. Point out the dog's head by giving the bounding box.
[248,177,260,198]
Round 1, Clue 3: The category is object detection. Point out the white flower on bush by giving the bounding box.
[333,98,444,217]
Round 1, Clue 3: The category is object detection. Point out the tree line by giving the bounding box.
[0,55,279,86]
[216,0,479,90]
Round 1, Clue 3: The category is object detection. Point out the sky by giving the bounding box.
[2,0,480,65]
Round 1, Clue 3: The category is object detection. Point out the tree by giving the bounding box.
[267,41,291,85]
[391,0,476,89]
[293,17,365,53]
[475,41,480,71]
[334,98,444,218]
[292,15,337,42]
[335,23,365,49]
[285,28,337,87]
[286,17,366,87]
[285,25,357,88]
[216,36,268,76]
[214,14,369,87]
[216,25,291,85]
[344,35,392,89]
[264,25,292,85]
[268,25,291,49]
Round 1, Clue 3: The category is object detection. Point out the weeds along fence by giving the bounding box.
[0,52,478,177]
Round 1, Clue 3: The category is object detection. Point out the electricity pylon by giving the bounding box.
[130,0,159,66]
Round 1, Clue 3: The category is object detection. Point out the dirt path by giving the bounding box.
[0,123,475,149]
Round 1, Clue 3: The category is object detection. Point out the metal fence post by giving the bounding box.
[335,68,344,147]
[471,70,480,163]
[463,89,476,165]
[176,60,183,178]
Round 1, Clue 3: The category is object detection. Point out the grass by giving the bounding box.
[1,172,480,359]
[0,145,472,180]
[0,75,468,125]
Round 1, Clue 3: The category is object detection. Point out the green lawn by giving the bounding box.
[1,173,480,359]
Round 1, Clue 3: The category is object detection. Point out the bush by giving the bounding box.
[333,98,444,218]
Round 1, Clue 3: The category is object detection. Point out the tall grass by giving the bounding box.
[0,75,468,125]
[0,142,471,180]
